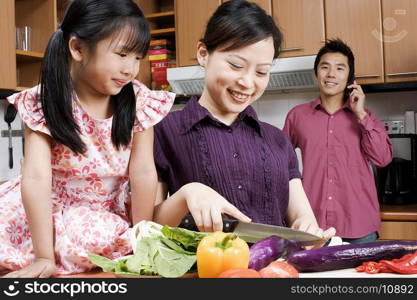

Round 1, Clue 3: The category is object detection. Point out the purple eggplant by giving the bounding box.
[248,236,302,271]
[287,240,417,272]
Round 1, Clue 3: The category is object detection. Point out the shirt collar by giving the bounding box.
[181,96,263,136]
[313,96,352,112]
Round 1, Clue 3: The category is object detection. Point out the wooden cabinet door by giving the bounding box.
[175,0,221,67]
[0,0,16,90]
[222,0,272,15]
[272,0,325,58]
[249,0,272,14]
[325,0,384,84]
[382,0,417,83]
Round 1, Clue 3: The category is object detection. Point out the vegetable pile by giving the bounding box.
[88,221,208,278]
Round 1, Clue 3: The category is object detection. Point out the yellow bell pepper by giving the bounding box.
[196,231,250,278]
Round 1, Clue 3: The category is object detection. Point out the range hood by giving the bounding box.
[167,55,318,95]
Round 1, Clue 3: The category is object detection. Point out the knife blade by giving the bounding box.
[179,215,326,246]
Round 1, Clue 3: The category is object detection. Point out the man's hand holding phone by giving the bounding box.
[347,80,367,121]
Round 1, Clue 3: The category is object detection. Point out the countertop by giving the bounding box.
[53,269,417,278]
[300,268,417,278]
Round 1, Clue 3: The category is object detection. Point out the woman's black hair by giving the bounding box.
[40,0,151,154]
[314,38,355,85]
[200,0,282,58]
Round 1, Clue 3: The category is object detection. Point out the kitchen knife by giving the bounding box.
[180,214,326,246]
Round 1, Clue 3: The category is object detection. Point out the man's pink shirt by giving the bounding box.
[283,97,393,238]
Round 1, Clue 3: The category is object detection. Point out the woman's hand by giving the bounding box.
[291,218,336,248]
[181,182,251,232]
[3,258,56,278]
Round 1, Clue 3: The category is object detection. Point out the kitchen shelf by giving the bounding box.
[15,86,30,91]
[380,204,417,221]
[16,49,43,61]
[145,11,175,19]
[150,27,175,36]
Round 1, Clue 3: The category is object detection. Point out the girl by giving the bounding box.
[151,0,335,239]
[0,0,174,277]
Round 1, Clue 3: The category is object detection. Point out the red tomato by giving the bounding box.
[259,261,299,278]
[218,268,262,278]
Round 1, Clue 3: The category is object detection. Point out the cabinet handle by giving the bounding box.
[387,72,417,76]
[355,74,380,78]
[281,47,304,52]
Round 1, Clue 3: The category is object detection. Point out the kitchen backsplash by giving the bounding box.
[1,89,417,181]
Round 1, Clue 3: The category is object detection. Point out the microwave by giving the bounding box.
[374,134,417,205]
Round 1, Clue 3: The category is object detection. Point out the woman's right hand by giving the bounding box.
[180,182,251,232]
[3,258,56,278]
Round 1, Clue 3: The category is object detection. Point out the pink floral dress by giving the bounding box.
[0,80,174,274]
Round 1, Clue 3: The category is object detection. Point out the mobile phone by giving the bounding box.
[344,75,357,101]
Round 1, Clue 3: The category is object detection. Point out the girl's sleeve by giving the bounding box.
[132,80,175,132]
[6,86,51,136]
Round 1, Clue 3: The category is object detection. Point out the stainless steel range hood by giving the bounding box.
[167,55,318,95]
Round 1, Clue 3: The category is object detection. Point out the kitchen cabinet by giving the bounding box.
[379,204,417,241]
[325,0,384,85]
[245,0,271,14]
[0,0,165,91]
[0,0,58,91]
[272,0,325,58]
[135,0,177,88]
[382,0,417,83]
[222,0,271,14]
[175,0,221,67]
[0,0,16,90]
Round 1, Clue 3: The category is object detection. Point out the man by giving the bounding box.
[283,39,393,244]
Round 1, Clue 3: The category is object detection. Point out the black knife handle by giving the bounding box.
[179,214,239,232]
[9,147,13,169]
[222,218,239,232]
[179,214,198,231]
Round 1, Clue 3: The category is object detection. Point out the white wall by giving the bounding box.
[252,89,417,129]
[0,89,416,181]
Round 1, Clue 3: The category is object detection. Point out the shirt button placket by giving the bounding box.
[327,114,336,209]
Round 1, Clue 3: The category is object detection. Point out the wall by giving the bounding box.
[0,89,416,181]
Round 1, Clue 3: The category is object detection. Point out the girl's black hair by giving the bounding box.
[40,0,151,154]
[200,0,282,58]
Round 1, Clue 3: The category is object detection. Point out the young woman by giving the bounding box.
[151,0,336,239]
[0,0,174,277]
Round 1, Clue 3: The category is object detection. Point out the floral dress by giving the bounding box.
[0,80,174,274]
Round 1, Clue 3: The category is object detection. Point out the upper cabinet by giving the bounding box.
[0,0,16,90]
[272,0,325,58]
[0,0,69,91]
[1,0,417,91]
[382,0,417,83]
[247,0,272,14]
[176,0,221,67]
[325,0,384,85]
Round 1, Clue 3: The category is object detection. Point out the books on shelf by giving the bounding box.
[148,39,175,91]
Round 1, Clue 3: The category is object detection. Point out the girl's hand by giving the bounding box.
[181,182,251,232]
[3,258,56,278]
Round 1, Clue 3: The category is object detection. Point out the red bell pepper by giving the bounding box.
[355,251,417,274]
